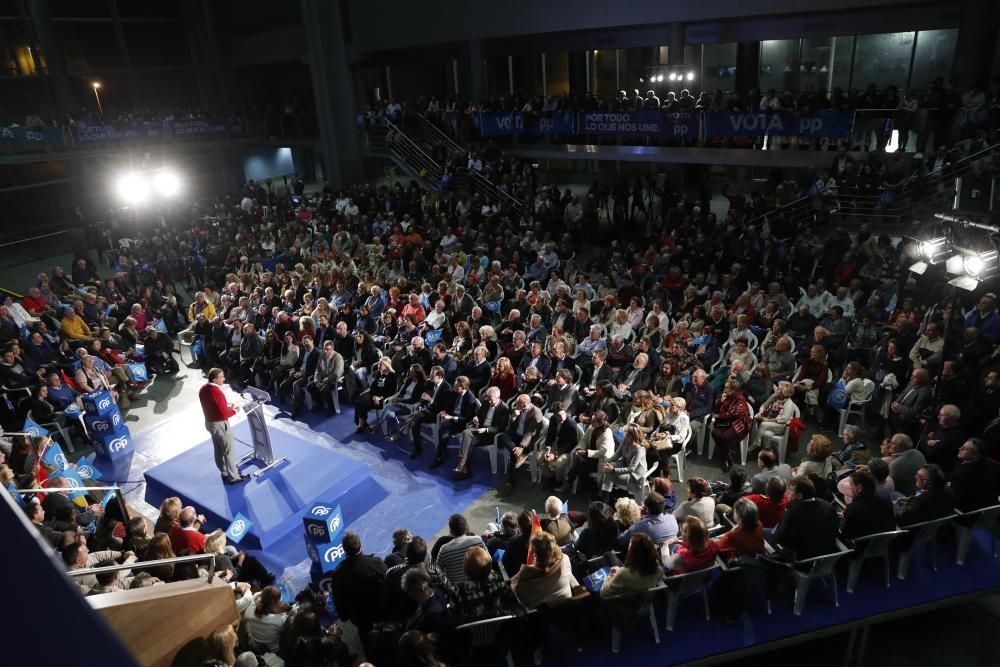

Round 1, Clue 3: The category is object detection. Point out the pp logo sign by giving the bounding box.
[230,520,247,537]
[54,453,68,470]
[132,367,147,380]
[225,512,253,544]
[77,464,95,479]
[308,524,327,538]
[108,437,130,453]
[112,412,121,427]
[312,506,331,517]
[98,397,112,411]
[93,421,110,433]
[324,544,345,563]
[25,426,41,437]
[330,514,341,532]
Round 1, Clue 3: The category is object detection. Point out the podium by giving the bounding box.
[236,386,288,478]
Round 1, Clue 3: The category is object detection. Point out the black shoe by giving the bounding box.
[409,447,423,460]
[453,466,470,481]
[721,457,732,473]
[356,424,368,434]
[224,473,251,485]
[429,456,446,469]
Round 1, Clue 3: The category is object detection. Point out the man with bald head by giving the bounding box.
[169,505,208,554]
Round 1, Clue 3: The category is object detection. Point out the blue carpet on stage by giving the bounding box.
[97,400,499,575]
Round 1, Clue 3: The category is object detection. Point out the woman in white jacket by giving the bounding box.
[601,423,649,499]
[753,380,799,450]
[563,410,615,495]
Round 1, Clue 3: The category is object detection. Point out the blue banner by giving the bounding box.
[0,125,64,146]
[70,117,247,145]
[580,111,698,138]
[703,110,854,139]
[477,112,573,136]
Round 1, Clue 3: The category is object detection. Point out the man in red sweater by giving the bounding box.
[169,506,207,554]
[199,368,248,484]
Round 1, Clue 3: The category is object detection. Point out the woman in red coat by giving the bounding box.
[710,378,751,472]
[489,356,517,401]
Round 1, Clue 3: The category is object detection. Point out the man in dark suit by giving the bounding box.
[497,393,546,496]
[895,464,956,527]
[841,470,896,539]
[431,375,480,468]
[772,476,839,560]
[330,532,388,654]
[581,349,614,398]
[950,438,1000,512]
[548,341,577,380]
[454,386,511,480]
[517,340,551,384]
[460,346,492,395]
[401,568,449,634]
[537,402,580,487]
[889,368,932,439]
[228,323,262,386]
[612,352,654,400]
[917,404,965,474]
[410,366,453,460]
[432,343,459,384]
[279,335,318,405]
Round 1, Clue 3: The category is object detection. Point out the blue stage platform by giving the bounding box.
[96,400,499,576]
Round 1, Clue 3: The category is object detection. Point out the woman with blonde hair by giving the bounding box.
[489,356,517,401]
[625,390,664,436]
[794,434,835,477]
[153,497,182,535]
[614,496,642,530]
[511,532,578,609]
[608,308,633,340]
[663,516,720,574]
[753,380,799,449]
[601,423,649,499]
[203,623,237,667]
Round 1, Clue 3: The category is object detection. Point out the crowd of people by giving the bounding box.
[364,73,1000,153]
[3,108,1000,665]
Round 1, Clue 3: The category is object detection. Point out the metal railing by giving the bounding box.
[68,553,219,584]
[748,142,999,230]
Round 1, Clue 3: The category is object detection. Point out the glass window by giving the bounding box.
[800,37,855,93]
[910,29,957,89]
[124,22,191,69]
[485,56,510,96]
[544,52,569,96]
[53,21,122,72]
[619,47,656,97]
[759,39,799,94]
[511,54,542,97]
[591,49,616,96]
[700,42,738,95]
[852,32,914,91]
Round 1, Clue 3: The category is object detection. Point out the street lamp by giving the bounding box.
[92,82,103,116]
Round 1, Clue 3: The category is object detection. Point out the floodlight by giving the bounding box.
[686,72,695,81]
[919,237,947,260]
[153,170,181,198]
[117,172,149,205]
[964,254,985,276]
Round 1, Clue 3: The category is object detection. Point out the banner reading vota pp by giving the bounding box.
[476,112,573,136]
[703,110,854,139]
[580,111,698,138]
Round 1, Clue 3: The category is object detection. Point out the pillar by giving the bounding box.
[24,0,75,116]
[952,0,998,90]
[736,41,761,97]
[568,51,588,96]
[468,39,484,100]
[107,0,141,110]
[668,23,686,67]
[182,0,229,110]
[301,0,363,189]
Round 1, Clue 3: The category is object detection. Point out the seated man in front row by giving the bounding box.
[430,375,479,469]
[452,386,510,481]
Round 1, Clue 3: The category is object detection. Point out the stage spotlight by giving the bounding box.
[964,254,985,276]
[667,73,675,81]
[919,237,947,260]
[154,170,181,198]
[686,71,695,81]
[117,172,149,205]
[656,74,664,82]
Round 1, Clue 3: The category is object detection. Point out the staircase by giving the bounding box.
[748,143,999,232]
[362,115,521,210]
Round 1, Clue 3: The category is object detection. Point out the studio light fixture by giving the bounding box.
[115,168,182,205]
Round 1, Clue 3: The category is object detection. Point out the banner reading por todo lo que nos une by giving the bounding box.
[580,111,699,138]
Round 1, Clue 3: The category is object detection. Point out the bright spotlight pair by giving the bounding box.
[116,170,181,205]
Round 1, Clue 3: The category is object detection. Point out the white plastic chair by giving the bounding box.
[953,503,1000,565]
[837,378,875,434]
[772,402,800,466]
[845,530,906,592]
[663,564,718,630]
[776,541,852,616]
[897,514,956,580]
[671,429,694,482]
[637,461,659,500]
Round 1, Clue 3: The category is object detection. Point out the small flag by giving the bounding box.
[225,512,253,544]
[495,505,501,525]
[22,417,49,439]
[75,454,102,481]
[562,499,569,515]
[525,511,543,565]
[101,488,117,510]
[276,582,293,604]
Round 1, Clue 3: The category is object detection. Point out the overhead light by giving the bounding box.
[117,172,149,205]
[153,170,181,198]
[964,254,986,276]
[686,71,695,81]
